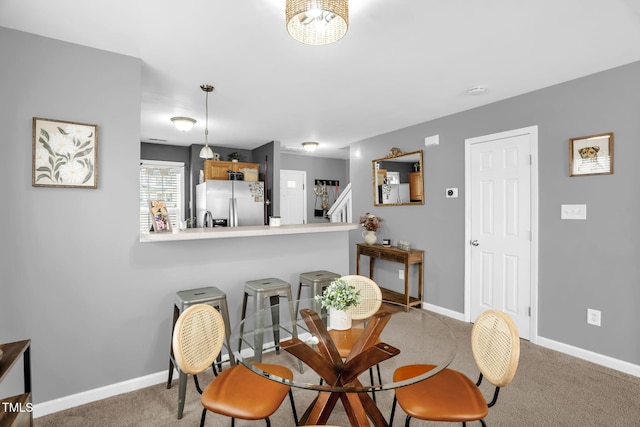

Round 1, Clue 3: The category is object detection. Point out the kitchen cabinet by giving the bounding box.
[0,340,32,427]
[204,160,259,181]
[408,172,423,202]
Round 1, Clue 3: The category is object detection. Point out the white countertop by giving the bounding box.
[139,222,359,243]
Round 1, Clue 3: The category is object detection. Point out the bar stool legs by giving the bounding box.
[239,278,302,372]
[167,286,234,419]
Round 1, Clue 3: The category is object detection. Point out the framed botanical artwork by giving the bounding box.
[32,117,98,188]
[569,132,614,177]
[149,200,172,232]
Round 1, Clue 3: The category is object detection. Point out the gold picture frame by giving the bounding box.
[149,200,172,232]
[569,132,614,177]
[32,117,98,188]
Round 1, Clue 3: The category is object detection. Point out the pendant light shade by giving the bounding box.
[199,84,215,160]
[286,0,349,45]
[199,145,214,159]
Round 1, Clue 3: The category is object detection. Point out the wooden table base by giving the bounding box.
[280,309,399,426]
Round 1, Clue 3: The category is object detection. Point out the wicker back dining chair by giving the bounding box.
[390,309,520,427]
[172,304,298,427]
[327,275,383,399]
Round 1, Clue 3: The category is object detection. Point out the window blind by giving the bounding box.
[140,161,185,233]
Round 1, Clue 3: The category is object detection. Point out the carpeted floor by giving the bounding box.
[36,313,640,426]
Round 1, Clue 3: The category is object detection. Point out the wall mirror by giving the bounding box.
[372,148,424,206]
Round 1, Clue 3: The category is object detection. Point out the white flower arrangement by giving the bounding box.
[314,278,361,311]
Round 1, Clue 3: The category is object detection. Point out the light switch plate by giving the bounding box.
[561,204,587,220]
[446,188,458,198]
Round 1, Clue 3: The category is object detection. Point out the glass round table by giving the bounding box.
[230,298,456,426]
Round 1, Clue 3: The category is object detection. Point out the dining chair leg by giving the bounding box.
[405,415,412,427]
[389,395,397,427]
[199,408,207,427]
[369,367,376,402]
[288,389,299,425]
[265,417,271,427]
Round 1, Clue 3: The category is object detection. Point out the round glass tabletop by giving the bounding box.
[230,298,457,393]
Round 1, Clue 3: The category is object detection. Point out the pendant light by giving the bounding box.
[199,84,214,159]
[286,0,349,45]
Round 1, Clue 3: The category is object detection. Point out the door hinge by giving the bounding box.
[528,306,531,317]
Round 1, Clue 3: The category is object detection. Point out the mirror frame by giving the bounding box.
[372,148,424,206]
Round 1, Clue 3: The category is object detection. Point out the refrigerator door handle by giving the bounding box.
[229,198,238,227]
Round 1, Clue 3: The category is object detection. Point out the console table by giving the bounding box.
[0,340,32,427]
[356,243,424,308]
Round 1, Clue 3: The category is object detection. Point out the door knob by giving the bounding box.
[470,240,479,246]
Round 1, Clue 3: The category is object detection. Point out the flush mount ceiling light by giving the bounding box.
[170,116,196,132]
[302,141,319,152]
[199,84,215,160]
[286,0,349,45]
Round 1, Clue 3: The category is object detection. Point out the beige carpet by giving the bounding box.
[36,313,640,426]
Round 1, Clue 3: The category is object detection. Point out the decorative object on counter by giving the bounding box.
[397,240,411,251]
[569,132,614,177]
[382,238,391,247]
[32,117,98,188]
[315,278,361,330]
[359,212,383,245]
[170,116,196,132]
[269,216,281,226]
[229,152,241,162]
[199,84,215,159]
[286,1,348,46]
[149,200,172,232]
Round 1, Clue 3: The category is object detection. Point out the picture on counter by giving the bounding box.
[32,117,98,188]
[149,200,172,232]
[569,132,613,177]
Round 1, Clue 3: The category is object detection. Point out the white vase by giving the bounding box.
[362,230,377,245]
[329,307,352,330]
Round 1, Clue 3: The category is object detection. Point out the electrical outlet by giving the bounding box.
[587,308,601,326]
[399,269,404,280]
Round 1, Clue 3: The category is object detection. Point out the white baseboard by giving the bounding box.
[33,370,170,418]
[536,336,640,377]
[423,303,640,378]
[422,302,465,321]
[34,315,640,418]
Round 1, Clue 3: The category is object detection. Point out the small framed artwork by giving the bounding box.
[149,200,172,232]
[32,117,98,188]
[569,132,614,177]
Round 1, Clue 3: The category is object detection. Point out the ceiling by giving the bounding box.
[2,1,640,159]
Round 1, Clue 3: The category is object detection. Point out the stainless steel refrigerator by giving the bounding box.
[196,180,265,227]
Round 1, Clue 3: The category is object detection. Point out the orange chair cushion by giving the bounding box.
[201,363,292,420]
[394,364,488,422]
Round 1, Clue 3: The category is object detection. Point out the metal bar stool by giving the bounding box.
[296,270,341,315]
[167,286,234,419]
[239,277,302,371]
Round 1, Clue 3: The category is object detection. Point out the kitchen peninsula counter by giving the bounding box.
[139,222,358,243]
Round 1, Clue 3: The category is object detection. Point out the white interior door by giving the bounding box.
[280,170,306,225]
[465,126,538,340]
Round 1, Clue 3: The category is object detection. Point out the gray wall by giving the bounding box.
[0,27,351,405]
[281,154,349,223]
[348,60,640,365]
